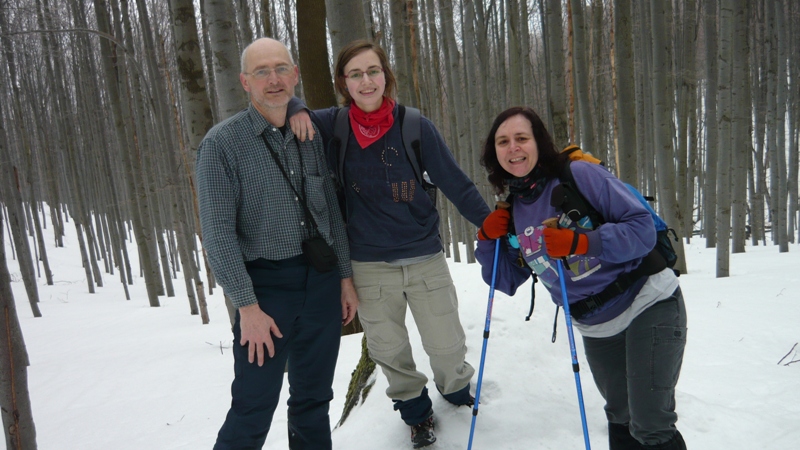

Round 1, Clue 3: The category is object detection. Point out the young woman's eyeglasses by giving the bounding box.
[244,65,293,79]
[344,68,384,81]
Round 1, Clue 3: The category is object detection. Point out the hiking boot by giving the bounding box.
[463,395,475,407]
[608,422,640,450]
[410,417,436,448]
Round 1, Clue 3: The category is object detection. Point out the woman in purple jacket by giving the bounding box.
[475,107,687,450]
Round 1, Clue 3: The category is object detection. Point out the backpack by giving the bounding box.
[556,145,679,272]
[329,105,438,208]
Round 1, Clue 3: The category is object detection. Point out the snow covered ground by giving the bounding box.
[5,219,800,449]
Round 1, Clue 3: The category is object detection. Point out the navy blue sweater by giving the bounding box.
[293,102,490,262]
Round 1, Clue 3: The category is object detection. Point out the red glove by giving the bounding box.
[478,209,511,240]
[542,228,588,257]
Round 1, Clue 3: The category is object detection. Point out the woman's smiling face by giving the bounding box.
[495,114,539,178]
[343,50,386,113]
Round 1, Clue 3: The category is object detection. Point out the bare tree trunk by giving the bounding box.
[613,0,637,184]
[389,0,417,106]
[437,0,469,263]
[462,0,492,181]
[715,0,733,277]
[506,0,523,105]
[730,0,750,253]
[161,35,210,323]
[703,0,718,246]
[92,0,161,306]
[773,0,789,252]
[569,0,596,152]
[0,128,41,318]
[235,0,255,46]
[260,0,273,37]
[297,0,336,109]
[325,0,368,59]
[519,0,536,107]
[492,1,508,108]
[117,0,168,297]
[198,0,220,123]
[676,0,697,242]
[789,1,800,244]
[765,0,780,248]
[0,10,53,287]
[649,0,686,273]
[203,0,246,120]
[545,0,569,146]
[751,0,768,246]
[590,0,607,162]
[167,0,216,305]
[0,211,37,450]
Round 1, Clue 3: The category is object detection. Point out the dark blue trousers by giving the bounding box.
[214,256,342,450]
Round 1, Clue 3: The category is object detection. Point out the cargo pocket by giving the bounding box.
[355,285,383,323]
[356,285,406,355]
[651,325,687,391]
[423,274,457,316]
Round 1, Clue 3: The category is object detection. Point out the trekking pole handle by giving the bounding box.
[543,217,570,263]
[543,217,559,229]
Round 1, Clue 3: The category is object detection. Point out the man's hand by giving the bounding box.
[340,277,359,326]
[238,303,283,366]
[289,111,315,142]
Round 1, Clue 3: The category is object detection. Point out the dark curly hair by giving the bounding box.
[480,106,567,195]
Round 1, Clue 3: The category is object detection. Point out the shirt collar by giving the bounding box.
[247,103,287,139]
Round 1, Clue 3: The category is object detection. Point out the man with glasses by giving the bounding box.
[196,37,358,450]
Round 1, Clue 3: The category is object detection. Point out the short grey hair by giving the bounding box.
[240,38,295,73]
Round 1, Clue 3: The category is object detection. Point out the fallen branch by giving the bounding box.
[777,343,798,365]
[205,341,232,355]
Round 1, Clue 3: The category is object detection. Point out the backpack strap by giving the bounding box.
[332,106,351,183]
[550,160,667,320]
[552,161,604,228]
[503,193,538,321]
[398,105,425,186]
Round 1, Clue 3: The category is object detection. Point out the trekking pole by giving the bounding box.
[542,217,591,449]
[467,239,500,450]
[555,258,592,450]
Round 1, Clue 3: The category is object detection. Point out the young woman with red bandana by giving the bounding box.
[288,40,490,448]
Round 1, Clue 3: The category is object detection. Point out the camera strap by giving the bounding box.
[260,132,322,238]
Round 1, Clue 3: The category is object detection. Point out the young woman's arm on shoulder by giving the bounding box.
[287,97,339,146]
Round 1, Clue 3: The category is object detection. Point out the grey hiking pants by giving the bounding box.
[582,288,688,446]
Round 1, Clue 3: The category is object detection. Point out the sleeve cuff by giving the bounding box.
[225,287,259,310]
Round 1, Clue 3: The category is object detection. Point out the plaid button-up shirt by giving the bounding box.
[196,104,351,309]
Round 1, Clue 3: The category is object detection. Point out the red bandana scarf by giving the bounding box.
[349,97,396,149]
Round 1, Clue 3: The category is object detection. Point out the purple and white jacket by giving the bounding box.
[475,162,656,325]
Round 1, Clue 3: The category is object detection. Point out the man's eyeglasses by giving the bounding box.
[244,65,293,79]
[344,68,384,81]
